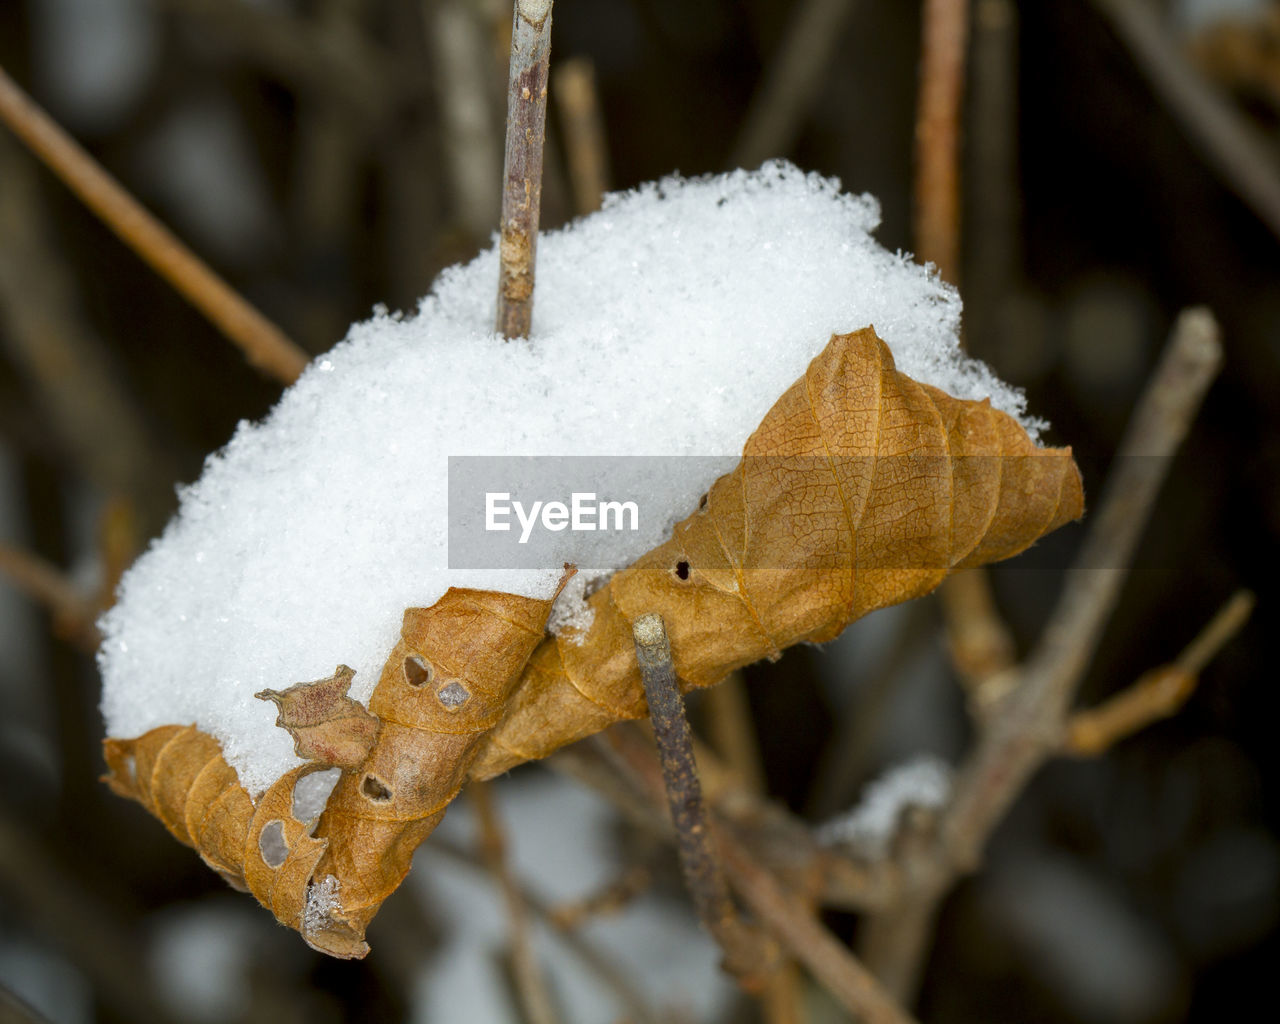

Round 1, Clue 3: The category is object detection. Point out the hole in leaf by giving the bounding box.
[292,767,342,831]
[698,493,708,510]
[122,754,137,783]
[259,820,289,868]
[437,681,470,708]
[674,560,690,581]
[403,654,432,687]
[361,774,392,802]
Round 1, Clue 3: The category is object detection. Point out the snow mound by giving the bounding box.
[99,161,1037,795]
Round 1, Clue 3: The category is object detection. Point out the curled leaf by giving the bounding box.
[472,328,1082,774]
[103,326,1083,957]
[256,665,380,770]
[303,568,576,957]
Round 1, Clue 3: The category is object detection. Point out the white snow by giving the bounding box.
[817,755,953,857]
[303,876,342,935]
[99,161,1037,796]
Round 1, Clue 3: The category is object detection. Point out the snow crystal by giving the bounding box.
[99,161,1039,796]
[817,755,953,857]
[303,875,341,935]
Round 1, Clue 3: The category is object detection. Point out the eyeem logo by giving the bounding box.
[485,492,639,544]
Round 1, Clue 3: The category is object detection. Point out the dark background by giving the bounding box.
[1,1,1276,1021]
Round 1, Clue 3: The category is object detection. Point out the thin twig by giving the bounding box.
[553,57,611,215]
[0,65,308,385]
[158,0,420,120]
[860,308,1224,1001]
[0,542,100,651]
[430,834,659,1024]
[728,0,860,168]
[701,668,801,1020]
[937,569,1017,712]
[1090,0,1280,242]
[602,717,916,1023]
[632,613,777,988]
[470,780,560,1024]
[496,0,554,339]
[963,0,1021,348]
[702,672,767,797]
[1176,587,1256,676]
[1065,588,1254,756]
[915,0,971,285]
[429,0,505,238]
[913,0,1021,715]
[594,724,896,912]
[807,604,937,819]
[382,0,446,307]
[289,0,368,347]
[717,835,919,1024]
[547,862,653,929]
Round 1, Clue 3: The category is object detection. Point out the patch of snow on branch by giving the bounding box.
[99,162,1039,796]
[817,755,953,858]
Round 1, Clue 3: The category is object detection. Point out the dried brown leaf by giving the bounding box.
[103,326,1083,957]
[473,328,1082,774]
[256,665,380,770]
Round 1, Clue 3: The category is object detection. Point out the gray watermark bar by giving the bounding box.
[447,454,1117,571]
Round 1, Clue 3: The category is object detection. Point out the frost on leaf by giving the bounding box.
[255,665,380,770]
[304,876,342,937]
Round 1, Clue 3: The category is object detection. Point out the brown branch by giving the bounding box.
[963,0,1022,346]
[289,0,369,346]
[0,542,100,651]
[601,717,913,1022]
[430,834,659,1024]
[470,780,560,1024]
[702,671,767,797]
[631,613,778,988]
[938,568,1017,710]
[1064,588,1254,756]
[728,0,860,168]
[1090,0,1280,243]
[157,0,420,121]
[496,0,553,339]
[701,671,806,1022]
[859,307,1224,1002]
[553,57,611,215]
[807,604,938,819]
[915,0,971,285]
[1176,587,1256,676]
[913,0,1021,718]
[591,724,896,913]
[717,835,919,1024]
[429,0,505,239]
[547,862,652,929]
[0,65,308,385]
